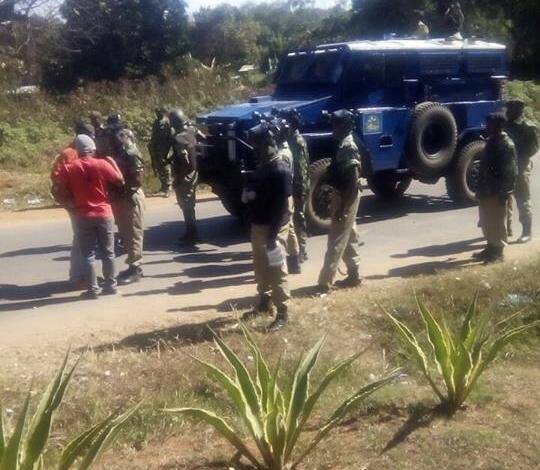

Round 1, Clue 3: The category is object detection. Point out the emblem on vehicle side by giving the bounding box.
[363,113,383,134]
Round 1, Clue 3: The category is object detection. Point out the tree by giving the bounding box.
[42,0,189,91]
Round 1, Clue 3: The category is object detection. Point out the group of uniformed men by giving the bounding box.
[52,98,537,331]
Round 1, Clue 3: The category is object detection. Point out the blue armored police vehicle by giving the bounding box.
[197,37,507,230]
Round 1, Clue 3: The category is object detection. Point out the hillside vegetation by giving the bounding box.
[0,65,249,208]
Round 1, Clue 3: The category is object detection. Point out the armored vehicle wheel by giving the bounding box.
[306,158,333,232]
[407,102,458,179]
[446,140,485,205]
[215,187,245,218]
[367,173,412,200]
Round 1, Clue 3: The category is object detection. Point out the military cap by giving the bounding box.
[282,108,303,128]
[486,112,507,126]
[107,113,122,126]
[169,109,188,127]
[331,109,355,129]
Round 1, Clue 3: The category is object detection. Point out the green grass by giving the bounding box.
[1,255,539,468]
[0,64,248,208]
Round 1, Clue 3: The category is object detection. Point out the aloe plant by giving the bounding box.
[0,351,138,470]
[385,293,537,411]
[167,325,399,470]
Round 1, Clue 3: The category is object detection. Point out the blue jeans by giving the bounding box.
[76,216,116,293]
[68,212,85,281]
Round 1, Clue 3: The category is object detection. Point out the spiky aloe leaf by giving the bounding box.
[417,297,455,398]
[0,404,5,462]
[384,308,444,401]
[190,356,245,417]
[77,404,139,470]
[211,332,272,467]
[284,336,326,458]
[459,291,480,345]
[240,325,271,414]
[466,322,538,401]
[0,392,31,470]
[284,350,362,461]
[22,351,81,470]
[166,408,262,470]
[57,414,117,470]
[451,342,474,407]
[292,370,400,469]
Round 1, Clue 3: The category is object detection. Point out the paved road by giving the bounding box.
[1,170,539,350]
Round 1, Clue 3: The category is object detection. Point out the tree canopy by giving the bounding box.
[0,0,538,92]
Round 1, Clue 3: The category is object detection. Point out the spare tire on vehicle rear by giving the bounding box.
[306,158,333,233]
[407,102,458,179]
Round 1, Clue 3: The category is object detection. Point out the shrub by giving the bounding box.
[0,351,138,470]
[167,325,399,470]
[384,293,538,411]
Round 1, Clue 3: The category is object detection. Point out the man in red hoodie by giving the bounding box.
[55,135,125,299]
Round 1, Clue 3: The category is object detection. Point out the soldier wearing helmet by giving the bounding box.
[148,106,172,197]
[242,121,293,331]
[282,109,310,265]
[89,111,109,156]
[318,109,363,292]
[169,108,199,244]
[505,99,539,243]
[272,117,301,275]
[110,126,146,285]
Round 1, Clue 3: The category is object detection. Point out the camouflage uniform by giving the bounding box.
[112,132,146,282]
[476,131,517,252]
[505,117,539,239]
[318,132,362,288]
[277,141,300,259]
[288,129,310,259]
[171,125,198,240]
[148,114,172,192]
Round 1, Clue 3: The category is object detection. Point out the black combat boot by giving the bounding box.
[178,226,199,245]
[473,245,493,261]
[518,221,532,244]
[118,265,143,285]
[483,246,504,264]
[299,247,308,263]
[242,295,272,321]
[335,271,363,288]
[267,308,288,332]
[287,255,301,274]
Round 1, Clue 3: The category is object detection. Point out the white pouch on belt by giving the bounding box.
[266,245,285,267]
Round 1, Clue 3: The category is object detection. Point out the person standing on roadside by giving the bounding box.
[90,111,110,156]
[274,118,301,274]
[474,113,518,263]
[169,109,199,244]
[283,109,310,264]
[505,99,539,243]
[111,128,146,284]
[242,122,292,331]
[318,110,363,292]
[51,147,85,287]
[54,135,124,299]
[148,106,173,197]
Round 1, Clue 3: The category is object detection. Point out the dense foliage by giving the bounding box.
[1,0,539,93]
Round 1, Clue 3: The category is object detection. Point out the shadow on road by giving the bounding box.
[0,281,83,312]
[124,274,254,297]
[144,214,248,254]
[0,244,69,258]
[367,258,476,280]
[358,193,459,225]
[90,316,236,352]
[391,237,484,259]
